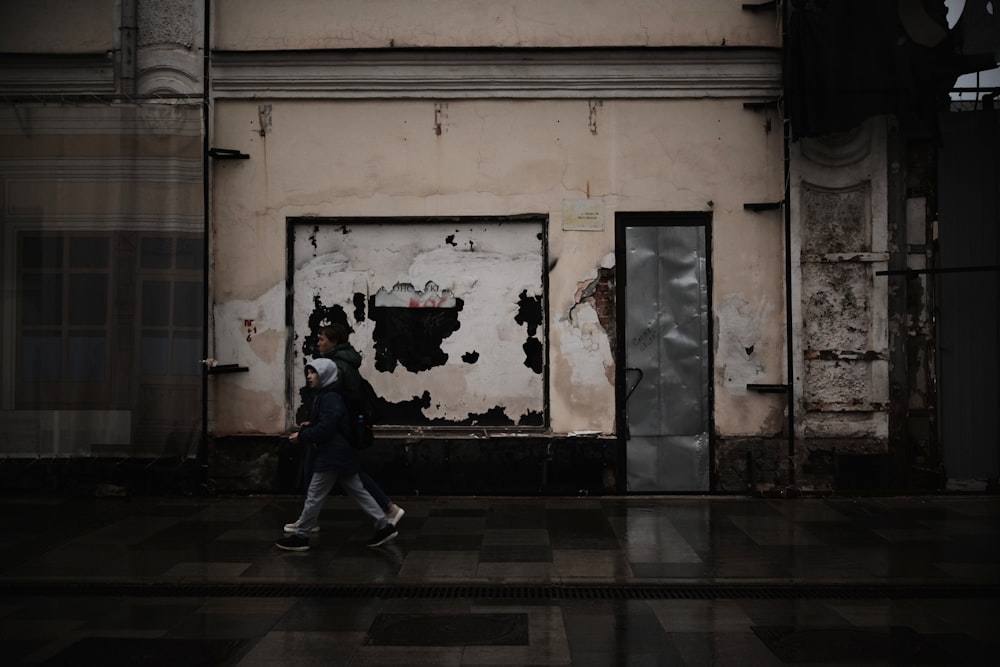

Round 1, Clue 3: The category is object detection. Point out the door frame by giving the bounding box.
[614,211,715,493]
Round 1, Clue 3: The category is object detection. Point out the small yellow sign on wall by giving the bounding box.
[562,199,605,231]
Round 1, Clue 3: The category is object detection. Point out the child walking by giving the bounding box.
[276,358,397,551]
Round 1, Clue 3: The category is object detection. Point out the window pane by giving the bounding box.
[171,332,202,376]
[69,237,109,268]
[20,235,63,270]
[176,237,202,270]
[142,281,171,326]
[21,334,62,381]
[140,237,173,269]
[67,334,106,381]
[141,331,170,375]
[69,274,108,326]
[173,281,202,327]
[21,274,63,326]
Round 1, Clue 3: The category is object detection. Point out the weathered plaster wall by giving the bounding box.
[786,118,891,491]
[209,97,784,439]
[214,0,781,50]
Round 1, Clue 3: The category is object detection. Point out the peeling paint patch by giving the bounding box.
[353,292,367,322]
[379,390,520,427]
[374,281,457,308]
[294,385,312,425]
[380,390,432,422]
[303,297,352,357]
[464,406,514,426]
[515,290,542,335]
[515,289,543,374]
[576,267,615,346]
[561,299,613,387]
[518,410,544,426]
[371,283,465,373]
[295,298,356,423]
[565,266,615,385]
[211,280,286,394]
[522,338,543,374]
[717,294,771,390]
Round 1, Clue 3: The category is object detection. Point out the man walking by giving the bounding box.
[317,323,404,526]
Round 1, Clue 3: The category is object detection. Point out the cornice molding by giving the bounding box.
[210,47,782,100]
[1,48,783,101]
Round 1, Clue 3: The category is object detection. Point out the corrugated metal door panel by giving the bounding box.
[624,224,710,492]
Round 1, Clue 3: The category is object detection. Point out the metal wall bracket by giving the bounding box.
[744,202,783,212]
[876,265,1000,276]
[207,364,249,374]
[208,148,249,160]
[747,383,789,393]
[742,1,777,13]
[743,99,780,111]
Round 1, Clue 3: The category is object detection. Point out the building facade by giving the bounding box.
[1,0,996,495]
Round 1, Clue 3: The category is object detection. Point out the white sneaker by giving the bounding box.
[283,520,320,534]
[385,505,405,527]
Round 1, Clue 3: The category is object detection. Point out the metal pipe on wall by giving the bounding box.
[198,0,213,492]
[782,0,797,487]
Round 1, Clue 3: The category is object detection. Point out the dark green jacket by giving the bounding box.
[323,342,364,398]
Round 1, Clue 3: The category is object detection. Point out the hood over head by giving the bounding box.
[305,358,338,388]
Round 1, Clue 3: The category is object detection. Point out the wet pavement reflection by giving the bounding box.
[1,494,998,665]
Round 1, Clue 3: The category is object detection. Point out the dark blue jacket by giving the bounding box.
[298,385,360,475]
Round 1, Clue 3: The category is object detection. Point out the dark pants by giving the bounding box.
[360,471,391,511]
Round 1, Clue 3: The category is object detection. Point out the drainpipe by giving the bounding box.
[197,0,213,492]
[781,0,796,488]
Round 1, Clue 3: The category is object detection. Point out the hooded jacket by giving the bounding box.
[298,358,359,475]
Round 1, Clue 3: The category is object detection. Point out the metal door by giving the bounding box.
[620,220,711,492]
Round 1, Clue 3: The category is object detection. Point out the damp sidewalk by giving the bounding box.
[1,493,999,665]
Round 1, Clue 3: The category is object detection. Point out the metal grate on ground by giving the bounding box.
[2,580,998,600]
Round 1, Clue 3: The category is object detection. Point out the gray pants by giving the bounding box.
[294,470,387,538]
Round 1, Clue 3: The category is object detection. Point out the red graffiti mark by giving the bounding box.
[375,281,457,308]
[409,295,452,308]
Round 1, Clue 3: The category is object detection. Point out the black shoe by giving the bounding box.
[367,524,398,547]
[275,535,310,551]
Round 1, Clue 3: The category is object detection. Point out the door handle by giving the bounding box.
[625,367,644,401]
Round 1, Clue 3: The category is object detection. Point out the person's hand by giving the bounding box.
[288,431,299,443]
[299,421,311,428]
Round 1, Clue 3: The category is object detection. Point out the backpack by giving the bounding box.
[333,360,378,450]
[347,375,378,450]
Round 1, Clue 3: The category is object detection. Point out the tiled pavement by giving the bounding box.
[1,493,998,665]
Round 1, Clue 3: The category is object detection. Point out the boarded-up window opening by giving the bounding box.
[288,217,547,430]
